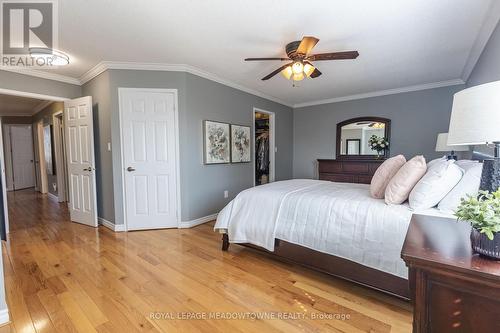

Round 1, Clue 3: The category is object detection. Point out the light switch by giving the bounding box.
[107,142,111,151]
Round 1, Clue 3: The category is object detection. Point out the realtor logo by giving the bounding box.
[0,0,65,67]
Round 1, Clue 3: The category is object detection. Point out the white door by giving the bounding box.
[10,125,35,190]
[64,96,98,227]
[120,89,179,230]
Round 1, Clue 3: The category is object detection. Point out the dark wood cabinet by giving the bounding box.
[317,159,383,184]
[402,214,500,333]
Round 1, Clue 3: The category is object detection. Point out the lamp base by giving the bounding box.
[446,150,457,160]
[480,158,500,192]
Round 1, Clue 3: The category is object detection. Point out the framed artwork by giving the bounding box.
[230,124,251,163]
[203,120,230,164]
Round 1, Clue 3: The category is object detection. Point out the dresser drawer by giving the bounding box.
[318,159,383,185]
[368,163,381,174]
[342,162,370,174]
[318,161,343,174]
[319,173,355,183]
[356,175,373,184]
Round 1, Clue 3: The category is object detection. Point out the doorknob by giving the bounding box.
[127,167,136,172]
[83,167,92,172]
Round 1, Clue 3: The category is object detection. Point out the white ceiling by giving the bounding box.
[0,94,48,116]
[9,0,500,106]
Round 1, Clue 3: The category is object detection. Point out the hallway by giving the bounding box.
[1,190,412,333]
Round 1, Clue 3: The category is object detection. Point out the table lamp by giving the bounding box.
[435,132,469,160]
[447,80,500,192]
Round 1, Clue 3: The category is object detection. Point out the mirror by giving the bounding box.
[336,117,391,159]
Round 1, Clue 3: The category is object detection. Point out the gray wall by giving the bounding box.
[82,72,114,223]
[466,20,500,156]
[184,73,293,220]
[83,70,293,224]
[467,20,500,87]
[293,85,464,179]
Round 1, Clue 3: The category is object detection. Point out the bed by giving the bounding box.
[214,179,453,299]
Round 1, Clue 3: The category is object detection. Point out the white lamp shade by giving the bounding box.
[447,80,500,146]
[435,133,469,152]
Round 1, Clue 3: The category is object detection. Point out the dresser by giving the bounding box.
[317,159,383,184]
[401,214,500,333]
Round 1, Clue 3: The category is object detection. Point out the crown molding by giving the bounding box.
[0,66,81,85]
[80,61,292,107]
[461,1,500,82]
[293,79,465,108]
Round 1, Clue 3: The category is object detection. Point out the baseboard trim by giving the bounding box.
[179,213,218,229]
[98,217,126,232]
[0,308,10,326]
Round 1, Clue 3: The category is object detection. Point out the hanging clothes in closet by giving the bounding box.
[255,114,270,185]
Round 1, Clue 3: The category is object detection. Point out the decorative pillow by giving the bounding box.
[427,156,446,169]
[409,159,463,210]
[385,156,427,205]
[370,155,406,199]
[438,162,483,214]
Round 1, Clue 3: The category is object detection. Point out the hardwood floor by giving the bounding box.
[2,189,412,332]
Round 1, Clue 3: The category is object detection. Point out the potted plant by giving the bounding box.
[455,190,500,259]
[368,135,389,159]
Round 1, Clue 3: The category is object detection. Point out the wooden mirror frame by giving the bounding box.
[336,116,391,160]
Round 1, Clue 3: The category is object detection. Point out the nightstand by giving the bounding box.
[401,214,500,333]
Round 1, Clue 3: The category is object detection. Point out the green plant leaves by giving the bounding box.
[455,189,500,241]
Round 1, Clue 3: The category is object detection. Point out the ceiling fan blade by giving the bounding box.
[245,57,290,61]
[262,63,293,80]
[296,36,319,55]
[310,67,322,78]
[307,51,359,61]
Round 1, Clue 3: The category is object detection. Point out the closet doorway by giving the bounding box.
[253,108,275,186]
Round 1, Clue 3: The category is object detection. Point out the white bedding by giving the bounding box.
[215,179,454,279]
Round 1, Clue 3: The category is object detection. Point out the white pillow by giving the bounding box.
[427,156,446,169]
[438,162,483,214]
[408,159,463,210]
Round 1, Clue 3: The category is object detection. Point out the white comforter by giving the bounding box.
[215,179,445,279]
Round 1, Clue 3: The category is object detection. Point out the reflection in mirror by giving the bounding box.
[340,120,388,156]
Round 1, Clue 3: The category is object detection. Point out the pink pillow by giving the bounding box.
[370,155,407,199]
[385,156,427,205]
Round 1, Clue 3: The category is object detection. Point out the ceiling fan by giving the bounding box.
[245,36,359,82]
[356,121,385,129]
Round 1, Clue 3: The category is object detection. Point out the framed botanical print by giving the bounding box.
[230,124,251,163]
[203,120,230,164]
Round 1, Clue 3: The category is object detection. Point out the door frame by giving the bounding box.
[52,110,68,202]
[253,107,276,186]
[2,124,14,191]
[35,120,48,194]
[0,89,69,235]
[117,88,181,231]
[0,119,9,235]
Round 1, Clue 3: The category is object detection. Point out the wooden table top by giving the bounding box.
[401,214,500,281]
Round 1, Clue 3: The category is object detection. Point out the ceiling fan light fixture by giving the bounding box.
[292,72,305,81]
[281,65,293,80]
[303,63,315,77]
[292,61,304,74]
